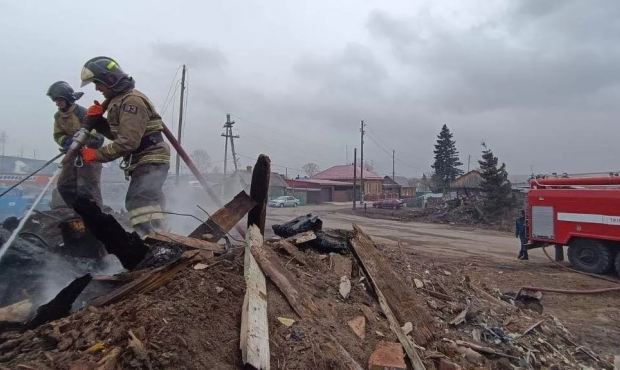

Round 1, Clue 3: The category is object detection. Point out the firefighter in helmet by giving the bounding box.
[47,81,104,208]
[79,56,170,235]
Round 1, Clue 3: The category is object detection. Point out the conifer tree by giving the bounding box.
[478,144,513,214]
[431,124,463,191]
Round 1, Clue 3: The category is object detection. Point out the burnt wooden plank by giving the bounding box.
[146,231,225,253]
[189,191,256,242]
[247,155,271,234]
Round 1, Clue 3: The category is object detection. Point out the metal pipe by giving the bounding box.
[532,176,620,187]
[161,124,246,238]
[161,124,220,204]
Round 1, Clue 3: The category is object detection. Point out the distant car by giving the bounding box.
[372,198,403,209]
[269,196,300,208]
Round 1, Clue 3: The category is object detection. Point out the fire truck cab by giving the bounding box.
[528,176,620,276]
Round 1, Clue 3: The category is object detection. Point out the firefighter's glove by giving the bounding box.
[80,147,98,163]
[87,101,104,116]
[61,137,73,152]
[86,133,105,149]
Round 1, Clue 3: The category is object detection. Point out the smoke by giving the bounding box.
[0,235,124,310]
[162,173,249,236]
[163,181,222,236]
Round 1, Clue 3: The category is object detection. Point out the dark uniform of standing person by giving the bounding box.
[516,210,529,260]
[47,81,104,208]
[78,57,170,235]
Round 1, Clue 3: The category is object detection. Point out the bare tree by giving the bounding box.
[302,162,320,177]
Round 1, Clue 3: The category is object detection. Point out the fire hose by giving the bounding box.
[1,102,241,237]
[516,245,620,297]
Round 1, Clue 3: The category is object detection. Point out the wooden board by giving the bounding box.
[145,231,224,254]
[240,225,270,370]
[189,191,256,242]
[90,253,199,307]
[349,224,428,370]
[285,231,317,245]
[247,155,271,234]
[273,239,307,266]
[251,241,314,318]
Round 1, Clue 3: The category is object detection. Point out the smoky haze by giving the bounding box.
[2,0,620,178]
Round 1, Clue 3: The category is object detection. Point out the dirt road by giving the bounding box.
[267,203,522,260]
[267,203,620,358]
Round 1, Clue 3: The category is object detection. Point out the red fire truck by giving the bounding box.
[528,176,620,276]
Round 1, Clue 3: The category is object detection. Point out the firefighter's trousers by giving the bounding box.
[125,163,169,233]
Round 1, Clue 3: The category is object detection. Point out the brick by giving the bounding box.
[368,341,406,370]
[347,315,366,340]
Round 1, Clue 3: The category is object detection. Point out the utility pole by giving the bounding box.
[175,64,186,185]
[360,120,365,203]
[346,145,349,164]
[222,113,240,176]
[392,150,395,180]
[353,148,357,209]
[467,154,471,172]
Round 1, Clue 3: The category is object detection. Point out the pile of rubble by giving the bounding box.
[0,156,613,369]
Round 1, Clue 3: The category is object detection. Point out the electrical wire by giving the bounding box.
[159,66,182,113]
[135,208,245,244]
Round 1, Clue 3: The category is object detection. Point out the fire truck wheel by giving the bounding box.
[615,252,620,277]
[567,239,614,274]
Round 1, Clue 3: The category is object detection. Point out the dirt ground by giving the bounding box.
[1,203,618,369]
[267,204,620,358]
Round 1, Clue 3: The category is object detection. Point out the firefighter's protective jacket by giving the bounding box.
[53,104,87,146]
[95,89,170,172]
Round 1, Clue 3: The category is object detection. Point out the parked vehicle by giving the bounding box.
[372,198,403,209]
[527,176,620,277]
[268,195,300,208]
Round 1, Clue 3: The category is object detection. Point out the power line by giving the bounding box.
[236,152,305,174]
[159,66,182,113]
[366,130,422,173]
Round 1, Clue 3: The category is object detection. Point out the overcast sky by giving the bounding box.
[1,0,620,178]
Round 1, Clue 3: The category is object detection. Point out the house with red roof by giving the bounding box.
[310,164,383,201]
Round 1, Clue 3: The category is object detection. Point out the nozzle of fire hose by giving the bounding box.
[61,127,91,166]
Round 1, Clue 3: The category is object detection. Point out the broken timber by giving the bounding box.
[285,230,316,245]
[324,336,365,370]
[247,155,271,234]
[145,231,225,255]
[189,191,256,242]
[240,155,271,370]
[26,274,93,330]
[273,239,307,266]
[240,225,270,370]
[349,224,427,370]
[251,241,314,318]
[73,197,148,270]
[90,252,200,307]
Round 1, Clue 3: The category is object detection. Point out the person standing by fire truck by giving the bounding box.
[516,210,528,260]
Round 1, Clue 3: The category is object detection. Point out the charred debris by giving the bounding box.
[0,155,613,369]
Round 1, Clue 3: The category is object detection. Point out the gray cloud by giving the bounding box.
[367,3,620,113]
[151,42,227,70]
[3,1,620,179]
